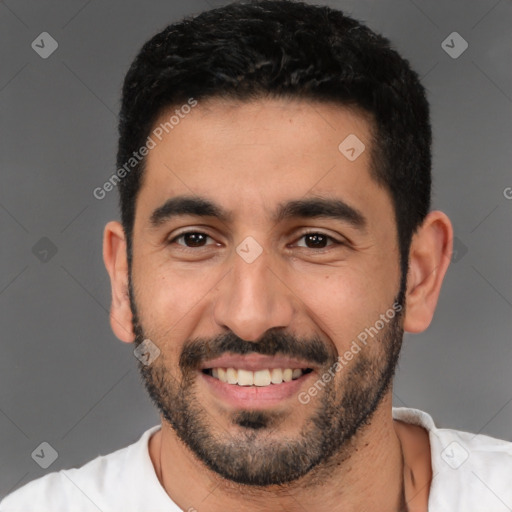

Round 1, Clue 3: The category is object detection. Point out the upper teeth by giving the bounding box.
[210,368,305,386]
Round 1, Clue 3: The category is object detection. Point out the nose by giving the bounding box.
[212,248,295,342]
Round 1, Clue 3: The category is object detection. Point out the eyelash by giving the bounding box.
[168,230,343,250]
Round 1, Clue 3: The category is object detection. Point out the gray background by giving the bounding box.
[1,0,511,499]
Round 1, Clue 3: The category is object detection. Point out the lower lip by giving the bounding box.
[200,371,315,409]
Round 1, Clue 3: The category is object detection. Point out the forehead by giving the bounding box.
[136,98,391,227]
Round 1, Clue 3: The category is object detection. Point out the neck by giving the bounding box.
[149,394,427,512]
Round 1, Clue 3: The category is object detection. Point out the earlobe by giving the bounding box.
[403,211,453,333]
[102,221,135,343]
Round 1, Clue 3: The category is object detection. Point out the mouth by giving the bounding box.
[199,365,316,409]
[198,354,319,409]
[201,367,314,386]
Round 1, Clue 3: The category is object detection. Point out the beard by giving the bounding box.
[128,272,405,488]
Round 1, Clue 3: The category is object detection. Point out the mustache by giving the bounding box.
[179,328,335,372]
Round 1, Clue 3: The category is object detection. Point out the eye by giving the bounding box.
[168,230,342,251]
[294,232,341,249]
[169,231,216,248]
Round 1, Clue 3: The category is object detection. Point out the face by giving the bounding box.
[128,99,404,486]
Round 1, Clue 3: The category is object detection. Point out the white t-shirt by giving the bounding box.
[1,407,511,511]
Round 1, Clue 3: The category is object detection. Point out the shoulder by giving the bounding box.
[1,456,114,512]
[0,425,161,512]
[1,469,93,512]
[431,426,512,511]
[393,407,512,511]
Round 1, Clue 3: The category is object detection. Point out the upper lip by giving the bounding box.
[199,353,317,372]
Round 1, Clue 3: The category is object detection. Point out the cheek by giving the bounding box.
[292,265,397,343]
[300,272,370,327]
[134,263,223,334]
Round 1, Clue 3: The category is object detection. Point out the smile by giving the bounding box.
[202,367,314,387]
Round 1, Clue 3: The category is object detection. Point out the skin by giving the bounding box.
[103,98,452,511]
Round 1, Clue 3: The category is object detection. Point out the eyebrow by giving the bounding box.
[150,196,233,227]
[149,195,367,231]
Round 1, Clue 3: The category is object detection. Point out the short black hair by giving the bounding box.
[117,0,431,281]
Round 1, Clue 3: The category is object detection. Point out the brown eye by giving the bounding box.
[295,232,338,249]
[171,232,213,247]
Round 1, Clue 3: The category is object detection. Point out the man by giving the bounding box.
[2,1,511,511]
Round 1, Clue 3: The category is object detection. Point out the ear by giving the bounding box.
[102,221,135,343]
[403,211,453,333]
